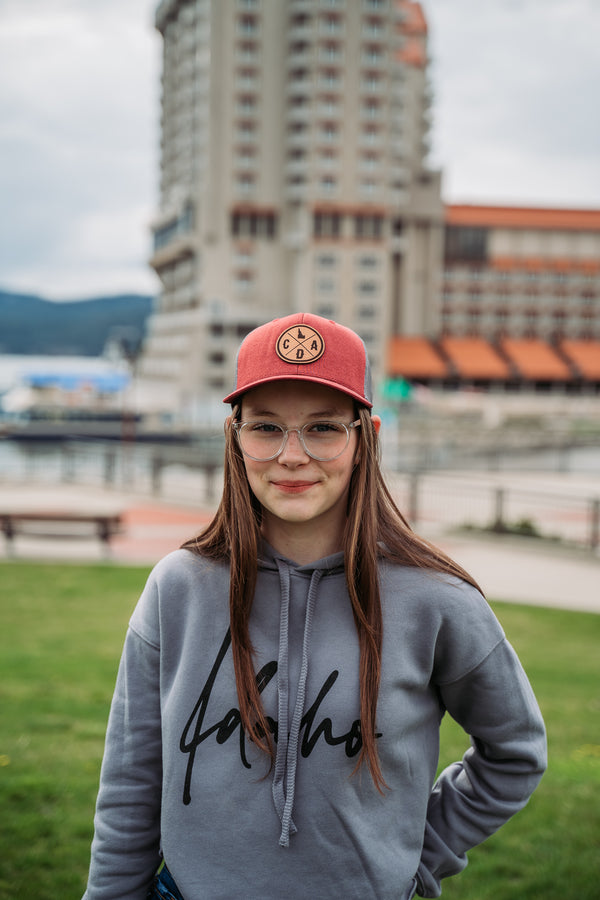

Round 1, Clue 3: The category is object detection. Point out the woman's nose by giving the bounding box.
[277,428,309,463]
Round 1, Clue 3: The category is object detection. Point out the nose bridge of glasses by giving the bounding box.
[280,424,309,456]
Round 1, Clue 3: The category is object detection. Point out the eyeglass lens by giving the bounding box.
[238,421,351,460]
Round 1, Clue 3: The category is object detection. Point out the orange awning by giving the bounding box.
[387,337,448,379]
[500,338,573,380]
[559,340,600,379]
[439,337,511,379]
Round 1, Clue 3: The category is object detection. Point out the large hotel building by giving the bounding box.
[137,0,600,418]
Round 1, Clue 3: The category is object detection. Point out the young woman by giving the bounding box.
[83,313,546,900]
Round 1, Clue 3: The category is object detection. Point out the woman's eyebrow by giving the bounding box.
[243,407,346,419]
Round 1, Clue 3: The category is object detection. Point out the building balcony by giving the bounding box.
[285,181,309,200]
[234,157,258,171]
[286,130,311,148]
[287,49,313,68]
[316,155,338,172]
[361,80,386,95]
[288,22,313,41]
[287,105,312,123]
[150,234,197,272]
[285,158,310,176]
[358,132,385,149]
[287,79,311,98]
[235,76,259,92]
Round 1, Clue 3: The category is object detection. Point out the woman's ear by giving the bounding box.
[224,415,232,434]
[372,415,381,435]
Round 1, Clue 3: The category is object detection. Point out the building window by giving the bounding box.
[362,46,383,63]
[316,278,336,293]
[236,175,255,194]
[319,124,338,143]
[153,202,195,251]
[315,303,336,318]
[358,254,379,268]
[358,305,377,317]
[321,16,343,34]
[234,274,253,292]
[359,154,378,170]
[363,101,380,118]
[320,176,337,194]
[319,68,341,87]
[359,181,378,196]
[238,15,259,34]
[320,43,342,61]
[231,210,278,239]
[314,212,342,238]
[354,214,384,239]
[444,226,488,263]
[238,41,259,60]
[357,280,378,294]
[317,253,338,267]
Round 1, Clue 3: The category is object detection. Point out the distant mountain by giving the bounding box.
[0,290,155,356]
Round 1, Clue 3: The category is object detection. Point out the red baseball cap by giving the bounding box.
[223,313,373,408]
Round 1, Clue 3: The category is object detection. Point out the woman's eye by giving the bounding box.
[252,423,281,434]
[308,422,342,434]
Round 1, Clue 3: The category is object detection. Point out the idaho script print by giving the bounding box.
[179,629,371,805]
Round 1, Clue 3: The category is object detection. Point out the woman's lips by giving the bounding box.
[271,481,317,494]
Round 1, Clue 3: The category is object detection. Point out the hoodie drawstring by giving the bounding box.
[272,560,323,847]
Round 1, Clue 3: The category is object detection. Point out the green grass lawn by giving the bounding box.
[0,561,599,899]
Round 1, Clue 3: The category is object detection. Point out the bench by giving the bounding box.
[0,510,123,555]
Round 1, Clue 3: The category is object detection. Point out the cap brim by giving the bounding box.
[223,374,373,408]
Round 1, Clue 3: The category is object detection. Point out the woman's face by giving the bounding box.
[238,381,360,554]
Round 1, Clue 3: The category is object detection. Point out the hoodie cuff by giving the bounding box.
[416,820,468,897]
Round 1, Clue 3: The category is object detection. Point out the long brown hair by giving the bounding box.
[183,404,482,793]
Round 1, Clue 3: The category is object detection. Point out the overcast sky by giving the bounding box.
[1,0,599,300]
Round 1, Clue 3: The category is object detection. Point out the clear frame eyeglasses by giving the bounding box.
[232,419,361,461]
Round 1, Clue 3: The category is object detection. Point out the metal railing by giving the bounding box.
[2,439,599,552]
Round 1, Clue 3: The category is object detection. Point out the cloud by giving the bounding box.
[0,0,598,300]
[0,0,160,298]
[427,0,600,205]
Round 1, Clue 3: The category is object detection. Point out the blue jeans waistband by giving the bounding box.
[147,861,185,900]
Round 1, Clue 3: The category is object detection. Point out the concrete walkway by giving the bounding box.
[437,531,599,614]
[1,482,598,614]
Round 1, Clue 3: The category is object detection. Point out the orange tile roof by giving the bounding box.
[439,337,511,379]
[387,337,448,379]
[559,340,600,379]
[446,204,600,232]
[500,338,573,380]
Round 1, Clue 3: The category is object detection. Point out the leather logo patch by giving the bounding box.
[276,324,325,364]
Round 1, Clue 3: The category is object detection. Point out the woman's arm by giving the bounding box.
[83,624,163,899]
[416,639,547,897]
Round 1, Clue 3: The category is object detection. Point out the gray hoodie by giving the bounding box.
[84,545,546,899]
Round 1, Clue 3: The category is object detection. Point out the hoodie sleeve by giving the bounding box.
[416,638,547,898]
[83,581,163,899]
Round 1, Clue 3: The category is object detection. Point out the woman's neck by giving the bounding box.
[261,520,344,566]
